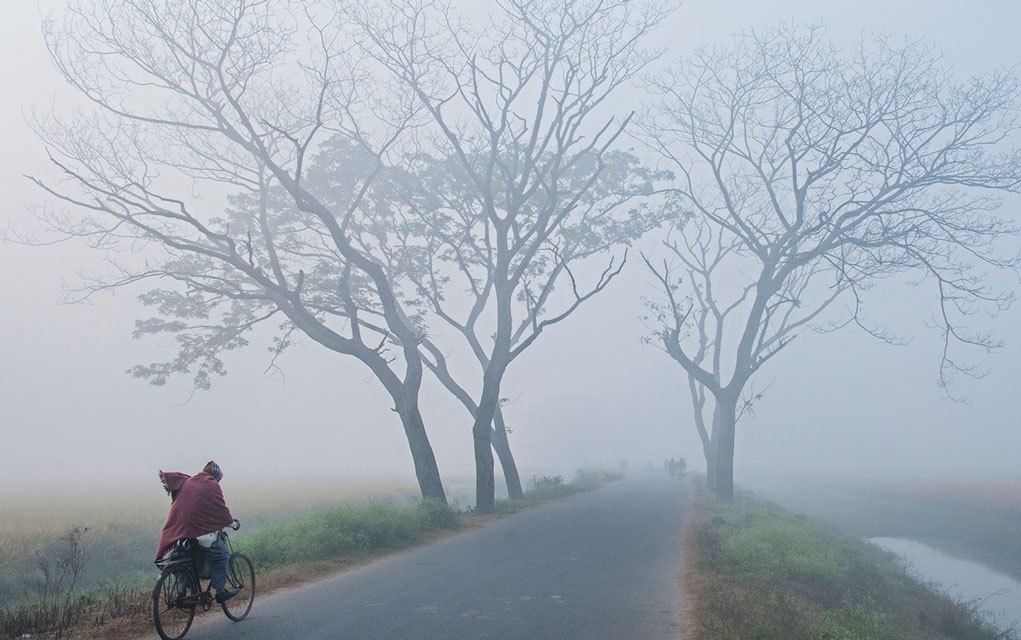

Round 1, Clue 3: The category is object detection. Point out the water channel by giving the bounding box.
[869,537,1021,632]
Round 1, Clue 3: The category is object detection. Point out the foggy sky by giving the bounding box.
[2,0,1020,493]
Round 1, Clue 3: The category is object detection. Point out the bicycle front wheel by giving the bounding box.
[222,552,256,621]
[152,567,195,640]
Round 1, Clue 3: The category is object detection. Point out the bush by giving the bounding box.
[0,525,95,638]
[527,475,564,492]
[415,498,461,530]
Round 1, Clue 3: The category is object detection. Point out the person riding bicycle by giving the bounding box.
[156,461,239,603]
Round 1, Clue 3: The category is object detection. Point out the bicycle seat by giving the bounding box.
[155,538,196,569]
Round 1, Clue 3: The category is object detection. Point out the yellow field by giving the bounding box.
[3,480,416,522]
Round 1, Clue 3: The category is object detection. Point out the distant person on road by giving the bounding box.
[156,461,239,603]
[665,457,686,479]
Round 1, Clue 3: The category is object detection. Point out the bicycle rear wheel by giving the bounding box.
[152,567,195,640]
[221,552,255,621]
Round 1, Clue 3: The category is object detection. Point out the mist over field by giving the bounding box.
[1,2,1020,640]
[1,0,1019,500]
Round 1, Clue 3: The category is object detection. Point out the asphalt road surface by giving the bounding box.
[149,475,688,640]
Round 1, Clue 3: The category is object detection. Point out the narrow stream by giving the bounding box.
[869,537,1021,632]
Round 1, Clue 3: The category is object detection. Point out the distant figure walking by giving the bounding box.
[665,457,686,479]
[156,461,240,604]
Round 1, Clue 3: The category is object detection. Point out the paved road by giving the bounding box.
[153,475,688,640]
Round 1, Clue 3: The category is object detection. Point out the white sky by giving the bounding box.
[1,0,1020,494]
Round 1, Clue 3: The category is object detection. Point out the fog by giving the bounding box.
[1,0,1020,498]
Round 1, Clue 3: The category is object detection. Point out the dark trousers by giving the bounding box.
[206,537,230,591]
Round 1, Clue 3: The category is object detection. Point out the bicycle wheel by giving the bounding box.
[221,552,255,621]
[152,567,195,640]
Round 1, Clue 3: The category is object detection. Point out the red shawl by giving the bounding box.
[156,471,234,560]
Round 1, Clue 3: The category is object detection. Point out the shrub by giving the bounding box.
[527,475,564,492]
[415,499,461,530]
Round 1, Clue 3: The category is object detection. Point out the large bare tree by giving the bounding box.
[393,148,666,501]
[639,25,1021,500]
[25,0,450,501]
[350,0,673,512]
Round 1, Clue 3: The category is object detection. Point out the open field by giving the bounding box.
[0,480,421,606]
[0,469,620,639]
[682,480,1013,640]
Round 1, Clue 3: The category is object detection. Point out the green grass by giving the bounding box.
[237,500,460,569]
[720,510,846,589]
[685,481,1012,640]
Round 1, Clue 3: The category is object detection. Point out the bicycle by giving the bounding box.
[152,521,256,640]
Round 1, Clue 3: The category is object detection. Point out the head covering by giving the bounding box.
[160,470,190,500]
[203,460,223,482]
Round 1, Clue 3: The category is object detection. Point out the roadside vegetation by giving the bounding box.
[237,500,460,571]
[682,481,1014,640]
[0,470,620,639]
[756,477,1021,582]
[494,469,626,515]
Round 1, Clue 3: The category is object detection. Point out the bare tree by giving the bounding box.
[294,141,534,499]
[392,149,665,501]
[639,25,1021,500]
[25,0,449,502]
[349,0,673,512]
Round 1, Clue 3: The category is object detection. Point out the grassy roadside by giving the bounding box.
[494,468,625,515]
[0,469,621,640]
[765,480,1021,583]
[682,481,1014,640]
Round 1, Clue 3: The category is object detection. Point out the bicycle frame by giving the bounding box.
[164,530,236,611]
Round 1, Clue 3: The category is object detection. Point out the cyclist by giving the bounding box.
[156,461,239,603]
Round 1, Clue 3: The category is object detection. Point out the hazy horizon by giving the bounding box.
[2,0,1020,495]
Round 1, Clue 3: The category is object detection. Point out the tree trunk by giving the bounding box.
[284,313,446,506]
[492,407,523,499]
[705,437,718,494]
[419,342,523,500]
[687,375,719,492]
[473,417,496,513]
[396,402,447,504]
[710,393,738,501]
[472,365,505,513]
